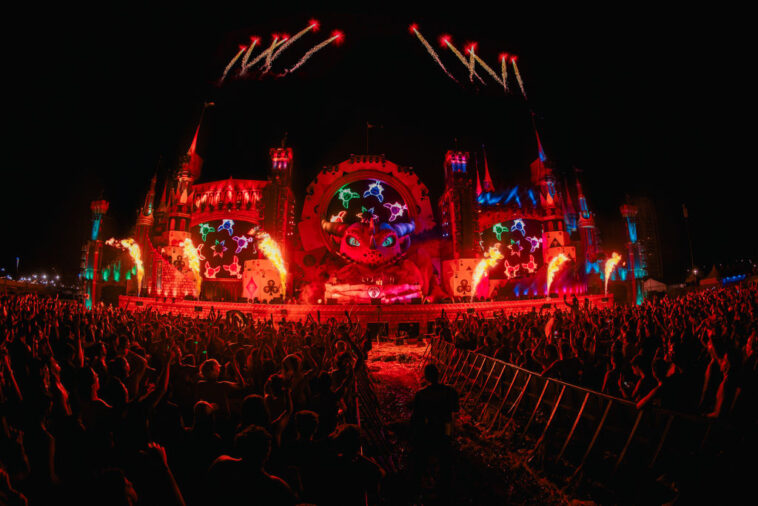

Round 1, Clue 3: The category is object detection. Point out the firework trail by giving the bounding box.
[512,56,527,99]
[182,238,202,296]
[472,244,504,297]
[106,238,144,295]
[604,252,622,295]
[473,53,503,86]
[220,45,247,83]
[288,31,342,74]
[441,38,485,84]
[264,36,281,71]
[241,37,279,74]
[500,54,509,93]
[240,37,260,70]
[255,231,287,297]
[468,46,476,82]
[546,253,569,296]
[267,20,319,70]
[410,25,457,82]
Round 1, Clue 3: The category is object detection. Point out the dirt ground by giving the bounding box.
[367,340,573,505]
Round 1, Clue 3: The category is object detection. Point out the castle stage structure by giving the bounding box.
[82,114,618,319]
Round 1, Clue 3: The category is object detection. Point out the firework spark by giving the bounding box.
[267,20,319,70]
[441,38,485,84]
[220,44,247,83]
[255,231,287,297]
[546,253,569,296]
[410,25,457,82]
[467,44,476,82]
[106,238,144,295]
[511,56,527,99]
[288,31,342,74]
[472,244,504,297]
[473,52,503,86]
[499,53,509,93]
[240,37,260,70]
[604,252,623,295]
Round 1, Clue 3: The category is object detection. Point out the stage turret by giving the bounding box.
[575,170,600,263]
[82,199,109,308]
[621,202,647,304]
[264,145,296,265]
[136,173,157,246]
[439,150,477,258]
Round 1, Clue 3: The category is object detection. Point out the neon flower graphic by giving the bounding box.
[337,185,360,209]
[363,180,385,203]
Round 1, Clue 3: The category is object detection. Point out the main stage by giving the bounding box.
[119,294,613,334]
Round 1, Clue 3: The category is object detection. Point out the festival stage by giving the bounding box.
[118,294,613,334]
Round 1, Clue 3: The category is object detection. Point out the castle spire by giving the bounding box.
[183,102,214,182]
[481,144,495,193]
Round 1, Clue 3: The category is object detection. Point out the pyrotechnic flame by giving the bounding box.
[472,244,504,297]
[500,54,509,93]
[288,32,342,74]
[546,253,569,296]
[472,53,503,86]
[220,44,247,83]
[410,25,457,82]
[511,56,527,99]
[267,21,319,70]
[182,238,202,296]
[442,39,484,84]
[604,252,622,295]
[107,238,144,295]
[255,231,287,297]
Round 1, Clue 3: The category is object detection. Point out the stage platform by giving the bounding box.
[119,294,613,334]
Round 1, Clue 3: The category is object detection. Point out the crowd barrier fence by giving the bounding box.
[422,338,734,485]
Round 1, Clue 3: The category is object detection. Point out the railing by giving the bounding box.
[422,338,730,485]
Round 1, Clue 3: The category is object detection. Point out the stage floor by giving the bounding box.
[119,294,613,333]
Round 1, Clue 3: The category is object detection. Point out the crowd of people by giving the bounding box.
[438,282,758,420]
[0,294,384,505]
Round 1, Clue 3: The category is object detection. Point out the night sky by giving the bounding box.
[4,5,749,283]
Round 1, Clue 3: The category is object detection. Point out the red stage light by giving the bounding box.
[409,23,418,33]
[499,52,509,62]
[309,19,320,31]
[439,34,451,47]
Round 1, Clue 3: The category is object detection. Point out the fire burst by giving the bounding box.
[604,252,622,295]
[472,244,504,297]
[182,238,202,295]
[546,253,569,296]
[410,25,457,82]
[255,231,287,297]
[288,31,343,74]
[107,238,144,295]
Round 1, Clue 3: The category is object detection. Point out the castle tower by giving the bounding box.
[263,145,296,260]
[531,155,574,265]
[439,151,477,258]
[562,178,578,235]
[136,173,157,249]
[576,170,600,264]
[83,199,109,308]
[620,203,646,305]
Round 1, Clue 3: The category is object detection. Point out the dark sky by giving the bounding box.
[4,4,750,283]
